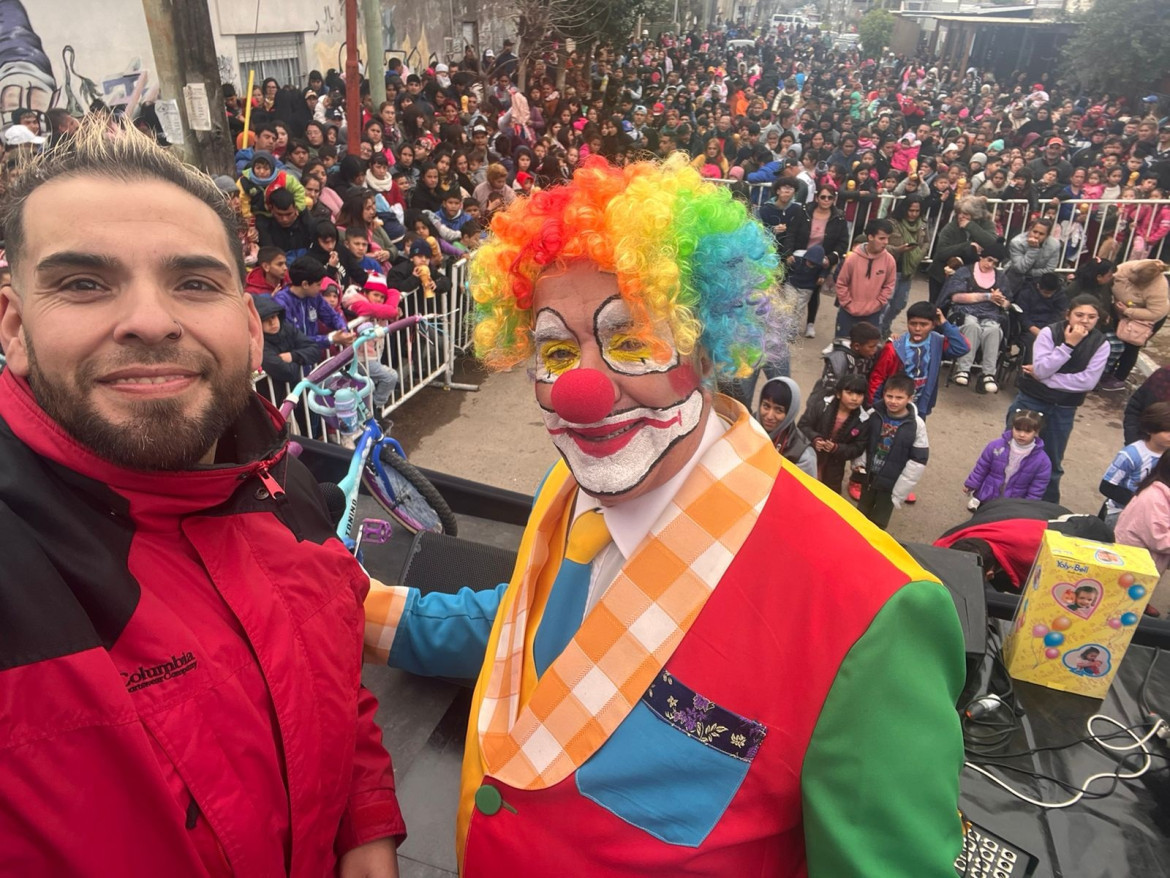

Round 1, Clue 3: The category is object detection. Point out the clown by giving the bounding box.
[365,156,965,876]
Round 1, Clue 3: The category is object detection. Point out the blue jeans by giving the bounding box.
[881,275,912,337]
[834,308,883,341]
[1006,391,1076,504]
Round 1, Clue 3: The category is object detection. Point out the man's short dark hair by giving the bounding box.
[255,122,277,137]
[774,176,798,191]
[289,256,327,286]
[268,188,296,211]
[1037,272,1061,293]
[345,224,368,240]
[865,218,894,236]
[906,301,937,322]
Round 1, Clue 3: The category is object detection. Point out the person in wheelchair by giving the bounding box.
[938,242,1012,393]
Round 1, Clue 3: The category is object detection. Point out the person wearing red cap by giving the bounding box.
[1027,136,1074,183]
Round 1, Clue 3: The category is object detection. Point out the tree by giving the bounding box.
[1060,0,1169,103]
[857,9,894,60]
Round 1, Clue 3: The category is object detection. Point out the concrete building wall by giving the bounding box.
[1,0,517,128]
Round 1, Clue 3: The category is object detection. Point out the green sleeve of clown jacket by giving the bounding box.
[802,579,965,877]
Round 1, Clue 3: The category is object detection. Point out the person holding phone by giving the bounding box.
[1007,295,1109,503]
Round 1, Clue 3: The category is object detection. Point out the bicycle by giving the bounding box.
[278,316,458,553]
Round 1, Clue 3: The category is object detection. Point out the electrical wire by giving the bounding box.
[963,714,1166,809]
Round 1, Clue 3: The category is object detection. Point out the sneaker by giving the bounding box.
[805,322,816,338]
[821,343,834,356]
[967,495,980,511]
[1097,376,1127,392]
[952,370,970,387]
[982,375,998,394]
[905,493,918,504]
[848,481,862,501]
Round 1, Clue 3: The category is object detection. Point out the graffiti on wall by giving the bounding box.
[0,0,157,125]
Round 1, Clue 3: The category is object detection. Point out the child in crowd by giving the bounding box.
[797,374,870,493]
[307,220,342,280]
[460,220,484,252]
[785,244,829,339]
[254,295,323,387]
[754,377,818,477]
[869,300,969,419]
[338,225,382,289]
[338,274,401,411]
[813,321,881,401]
[238,150,305,221]
[858,373,929,530]
[273,256,355,350]
[1099,401,1170,526]
[963,410,1051,512]
[244,246,288,295]
[436,191,474,232]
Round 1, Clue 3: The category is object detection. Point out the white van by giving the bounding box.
[770,14,801,29]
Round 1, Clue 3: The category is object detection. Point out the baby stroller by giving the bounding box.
[994,303,1028,390]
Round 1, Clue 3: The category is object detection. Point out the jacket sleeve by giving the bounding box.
[891,416,929,507]
[932,223,975,263]
[286,176,307,211]
[261,346,305,384]
[335,683,407,854]
[833,417,869,462]
[868,344,900,404]
[1124,382,1151,445]
[964,443,994,492]
[1025,452,1053,500]
[939,319,971,358]
[292,329,324,366]
[879,255,896,305]
[364,579,506,679]
[319,299,349,333]
[802,581,964,877]
[797,395,826,440]
[834,256,855,308]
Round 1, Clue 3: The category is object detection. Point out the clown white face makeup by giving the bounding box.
[531,263,710,505]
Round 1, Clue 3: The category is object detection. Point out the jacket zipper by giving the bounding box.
[256,464,286,499]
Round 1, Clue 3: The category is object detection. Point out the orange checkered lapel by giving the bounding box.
[478,395,782,790]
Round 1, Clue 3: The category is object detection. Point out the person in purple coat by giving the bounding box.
[963,410,1052,510]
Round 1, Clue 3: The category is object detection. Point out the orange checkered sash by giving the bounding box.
[477,396,782,790]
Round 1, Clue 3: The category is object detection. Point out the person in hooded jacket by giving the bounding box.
[754,376,818,478]
[255,294,323,386]
[833,218,896,340]
[237,150,305,222]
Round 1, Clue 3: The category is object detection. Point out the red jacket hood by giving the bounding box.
[0,368,288,516]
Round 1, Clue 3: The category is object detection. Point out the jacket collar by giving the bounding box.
[0,369,287,513]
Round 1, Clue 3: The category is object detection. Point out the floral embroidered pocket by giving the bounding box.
[576,669,767,847]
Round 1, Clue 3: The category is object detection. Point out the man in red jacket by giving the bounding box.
[0,117,403,875]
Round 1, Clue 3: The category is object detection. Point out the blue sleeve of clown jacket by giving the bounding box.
[387,583,508,679]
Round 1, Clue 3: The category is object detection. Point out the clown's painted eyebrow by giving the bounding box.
[533,307,573,342]
[593,295,635,338]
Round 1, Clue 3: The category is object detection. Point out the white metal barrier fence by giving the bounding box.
[741,183,1170,274]
[254,257,477,440]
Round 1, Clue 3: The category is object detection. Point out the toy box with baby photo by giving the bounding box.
[1002,531,1157,699]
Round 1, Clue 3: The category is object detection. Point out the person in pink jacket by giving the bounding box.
[834,217,897,340]
[1115,454,1170,612]
[1100,258,1169,389]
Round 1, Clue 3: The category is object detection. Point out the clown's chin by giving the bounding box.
[543,391,704,498]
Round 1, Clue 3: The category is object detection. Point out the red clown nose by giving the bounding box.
[550,368,615,425]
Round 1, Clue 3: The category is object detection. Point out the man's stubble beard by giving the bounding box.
[24,334,254,471]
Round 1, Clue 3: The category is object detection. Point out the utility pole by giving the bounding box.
[345,0,361,155]
[141,0,234,174]
[362,0,384,86]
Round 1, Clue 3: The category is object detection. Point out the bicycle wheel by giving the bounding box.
[363,446,458,536]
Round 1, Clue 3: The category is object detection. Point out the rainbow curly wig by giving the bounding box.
[470,154,786,380]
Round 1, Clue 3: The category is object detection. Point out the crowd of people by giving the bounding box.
[4,18,1170,574]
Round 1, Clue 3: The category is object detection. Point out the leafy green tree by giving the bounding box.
[858,9,894,60]
[1060,0,1169,102]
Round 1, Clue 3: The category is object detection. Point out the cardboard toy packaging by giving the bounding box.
[1003,531,1156,699]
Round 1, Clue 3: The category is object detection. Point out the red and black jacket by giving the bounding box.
[0,370,404,876]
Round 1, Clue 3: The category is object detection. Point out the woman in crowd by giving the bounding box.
[1007,295,1109,502]
[1099,259,1170,391]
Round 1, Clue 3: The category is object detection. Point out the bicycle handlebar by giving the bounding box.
[277,314,424,418]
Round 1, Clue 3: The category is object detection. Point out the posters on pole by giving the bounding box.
[183,83,213,131]
[155,100,185,145]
